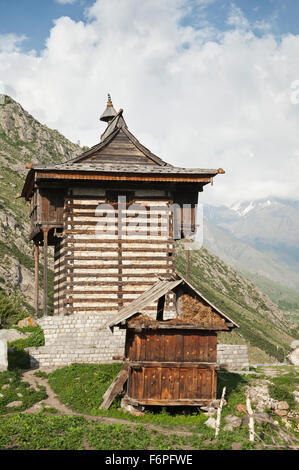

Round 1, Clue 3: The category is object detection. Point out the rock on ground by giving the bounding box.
[6,401,22,408]
[0,338,8,372]
[223,415,242,431]
[289,348,299,366]
[205,417,217,429]
[0,329,30,343]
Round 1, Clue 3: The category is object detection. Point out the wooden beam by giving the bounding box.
[64,238,174,244]
[126,361,220,369]
[127,322,229,331]
[125,396,217,407]
[34,243,39,317]
[185,238,190,282]
[100,369,129,410]
[36,171,213,184]
[42,228,49,317]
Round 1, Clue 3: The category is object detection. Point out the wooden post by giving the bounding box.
[185,237,190,282]
[42,228,49,317]
[215,386,226,437]
[100,369,129,410]
[34,243,39,317]
[246,394,255,442]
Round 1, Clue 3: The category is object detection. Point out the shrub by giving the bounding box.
[0,291,26,327]
[9,326,44,351]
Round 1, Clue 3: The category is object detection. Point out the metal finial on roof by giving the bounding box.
[107,93,113,107]
[100,94,117,123]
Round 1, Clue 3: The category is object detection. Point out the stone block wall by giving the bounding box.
[26,313,126,368]
[217,344,249,370]
[26,315,249,371]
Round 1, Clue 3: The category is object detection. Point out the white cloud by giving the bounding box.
[227,3,249,30]
[0,33,27,52]
[0,0,299,206]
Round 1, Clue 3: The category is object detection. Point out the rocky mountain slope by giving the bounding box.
[175,242,298,363]
[0,95,81,314]
[203,198,299,292]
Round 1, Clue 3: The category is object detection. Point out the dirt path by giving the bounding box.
[21,370,196,437]
[22,370,77,416]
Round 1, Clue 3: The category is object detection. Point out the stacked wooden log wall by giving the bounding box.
[54,187,175,316]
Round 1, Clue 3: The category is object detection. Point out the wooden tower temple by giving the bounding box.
[21,95,225,321]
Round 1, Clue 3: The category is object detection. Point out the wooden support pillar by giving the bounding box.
[42,228,49,317]
[34,243,39,317]
[185,238,190,282]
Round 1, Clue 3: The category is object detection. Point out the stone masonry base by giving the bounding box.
[26,314,249,370]
[217,344,249,371]
[26,313,126,369]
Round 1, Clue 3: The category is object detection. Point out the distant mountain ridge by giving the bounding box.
[203,196,299,292]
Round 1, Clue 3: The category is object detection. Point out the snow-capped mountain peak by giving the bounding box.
[230,199,273,217]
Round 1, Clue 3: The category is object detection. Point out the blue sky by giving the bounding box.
[1,0,299,54]
[0,0,94,52]
[0,0,299,205]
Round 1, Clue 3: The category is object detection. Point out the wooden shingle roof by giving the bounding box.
[68,109,170,167]
[21,100,225,199]
[29,163,221,175]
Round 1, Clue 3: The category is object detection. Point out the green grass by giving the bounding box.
[1,363,298,450]
[0,370,47,415]
[0,411,254,450]
[268,371,299,408]
[0,414,87,450]
[48,363,123,415]
[49,363,208,426]
[48,363,255,431]
[0,413,201,450]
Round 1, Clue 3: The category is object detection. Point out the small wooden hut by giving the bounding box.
[108,274,238,408]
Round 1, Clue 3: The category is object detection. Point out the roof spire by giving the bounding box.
[107,93,113,106]
[100,93,117,123]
